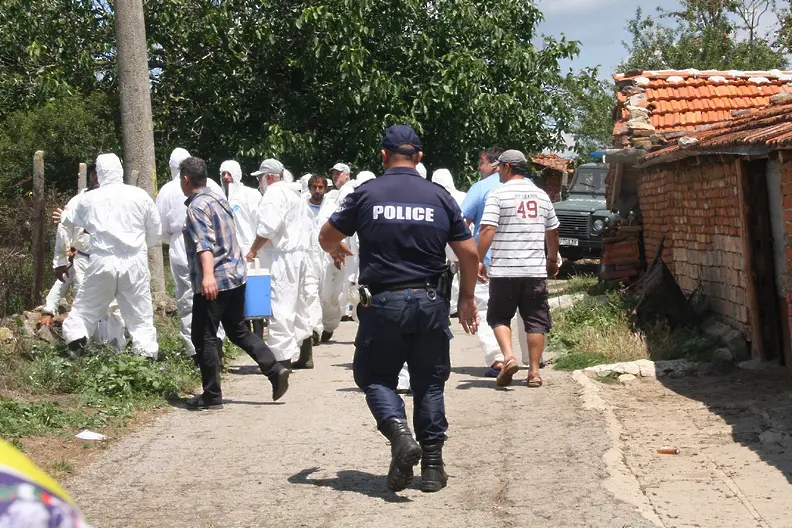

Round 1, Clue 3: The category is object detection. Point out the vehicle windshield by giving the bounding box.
[569,168,607,195]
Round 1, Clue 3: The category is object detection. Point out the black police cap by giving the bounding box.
[381,125,422,155]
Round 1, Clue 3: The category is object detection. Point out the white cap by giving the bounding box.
[251,159,284,177]
[416,162,427,178]
[331,163,350,173]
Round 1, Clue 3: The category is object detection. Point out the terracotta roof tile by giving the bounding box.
[639,99,792,164]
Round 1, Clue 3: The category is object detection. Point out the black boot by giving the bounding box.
[312,331,320,347]
[292,338,314,369]
[320,330,333,343]
[269,366,290,401]
[420,442,448,492]
[278,359,291,371]
[382,418,422,492]
[67,337,87,358]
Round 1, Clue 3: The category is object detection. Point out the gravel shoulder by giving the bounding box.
[67,322,652,528]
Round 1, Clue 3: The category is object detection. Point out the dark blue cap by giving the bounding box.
[381,125,421,155]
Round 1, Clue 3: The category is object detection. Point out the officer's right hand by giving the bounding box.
[477,263,489,283]
[54,265,69,283]
[457,296,479,335]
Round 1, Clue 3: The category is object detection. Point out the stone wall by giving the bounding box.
[636,160,750,336]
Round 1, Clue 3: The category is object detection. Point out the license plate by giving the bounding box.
[560,238,579,247]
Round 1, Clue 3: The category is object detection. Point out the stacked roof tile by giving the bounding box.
[613,69,792,148]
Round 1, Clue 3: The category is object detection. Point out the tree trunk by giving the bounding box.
[114,0,165,297]
[32,151,46,307]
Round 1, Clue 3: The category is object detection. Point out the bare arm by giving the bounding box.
[546,228,560,277]
[247,235,270,260]
[477,225,496,264]
[319,222,353,266]
[449,238,477,300]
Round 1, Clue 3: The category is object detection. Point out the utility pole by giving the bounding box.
[114,0,165,297]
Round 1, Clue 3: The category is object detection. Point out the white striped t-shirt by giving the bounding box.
[480,178,559,278]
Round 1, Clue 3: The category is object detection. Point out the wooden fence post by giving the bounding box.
[32,151,46,306]
[78,162,87,191]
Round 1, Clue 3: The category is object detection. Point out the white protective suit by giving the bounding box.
[432,169,467,304]
[303,192,326,335]
[416,163,427,179]
[156,148,225,356]
[256,180,312,362]
[61,154,161,358]
[220,160,260,256]
[300,174,312,197]
[44,189,126,348]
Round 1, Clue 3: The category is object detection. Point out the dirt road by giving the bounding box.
[67,323,653,528]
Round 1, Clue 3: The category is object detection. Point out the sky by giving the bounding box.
[537,0,682,79]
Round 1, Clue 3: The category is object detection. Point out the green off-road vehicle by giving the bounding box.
[553,162,611,261]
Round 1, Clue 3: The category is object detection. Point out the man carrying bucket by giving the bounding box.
[180,156,289,409]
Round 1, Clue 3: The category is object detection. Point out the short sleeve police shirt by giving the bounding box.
[329,167,471,286]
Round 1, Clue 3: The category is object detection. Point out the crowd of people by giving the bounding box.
[38,125,561,492]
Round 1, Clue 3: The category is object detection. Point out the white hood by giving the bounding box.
[96,153,124,186]
[356,171,376,184]
[169,148,191,180]
[220,160,243,184]
[416,163,427,178]
[432,169,456,193]
[283,168,294,183]
[300,173,312,194]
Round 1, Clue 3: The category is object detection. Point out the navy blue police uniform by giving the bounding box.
[328,143,471,490]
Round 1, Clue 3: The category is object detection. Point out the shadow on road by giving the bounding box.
[656,367,792,485]
[450,366,493,378]
[227,365,263,375]
[288,467,413,503]
[332,363,354,370]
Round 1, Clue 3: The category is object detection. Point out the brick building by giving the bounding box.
[607,70,792,366]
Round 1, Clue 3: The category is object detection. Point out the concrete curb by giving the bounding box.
[581,358,707,379]
[572,370,665,527]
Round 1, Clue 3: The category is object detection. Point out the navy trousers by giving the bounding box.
[353,288,452,444]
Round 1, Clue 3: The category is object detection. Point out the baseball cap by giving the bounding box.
[381,125,421,155]
[496,149,528,166]
[330,163,350,173]
[251,158,284,177]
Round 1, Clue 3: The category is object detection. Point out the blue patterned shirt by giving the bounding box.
[183,187,247,293]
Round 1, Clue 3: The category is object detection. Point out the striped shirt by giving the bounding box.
[184,187,247,293]
[480,178,559,278]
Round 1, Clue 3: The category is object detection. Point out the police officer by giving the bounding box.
[319,125,480,493]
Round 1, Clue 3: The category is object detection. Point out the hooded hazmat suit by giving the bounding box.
[61,154,161,358]
[156,148,225,356]
[416,163,427,179]
[255,180,312,362]
[45,189,126,348]
[301,189,325,337]
[220,160,260,256]
[432,169,467,303]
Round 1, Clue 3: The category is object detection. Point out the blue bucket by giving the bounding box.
[244,259,272,318]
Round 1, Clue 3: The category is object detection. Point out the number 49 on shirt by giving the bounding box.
[516,199,538,219]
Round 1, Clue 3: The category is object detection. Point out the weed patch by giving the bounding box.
[550,290,719,369]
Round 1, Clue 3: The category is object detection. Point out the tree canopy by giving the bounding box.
[0,0,597,193]
[619,1,789,73]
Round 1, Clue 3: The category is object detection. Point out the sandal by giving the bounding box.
[496,358,519,387]
[527,374,543,388]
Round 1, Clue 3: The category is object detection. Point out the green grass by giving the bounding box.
[554,352,613,371]
[550,274,598,298]
[0,314,201,441]
[50,459,74,473]
[549,290,720,370]
[596,373,622,385]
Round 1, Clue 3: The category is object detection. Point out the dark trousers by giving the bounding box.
[353,288,451,444]
[191,283,280,403]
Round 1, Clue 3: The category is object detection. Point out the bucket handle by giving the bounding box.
[248,257,260,272]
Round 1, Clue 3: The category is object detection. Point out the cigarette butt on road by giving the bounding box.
[657,447,680,455]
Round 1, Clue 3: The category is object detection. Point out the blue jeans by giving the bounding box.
[353,288,452,443]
